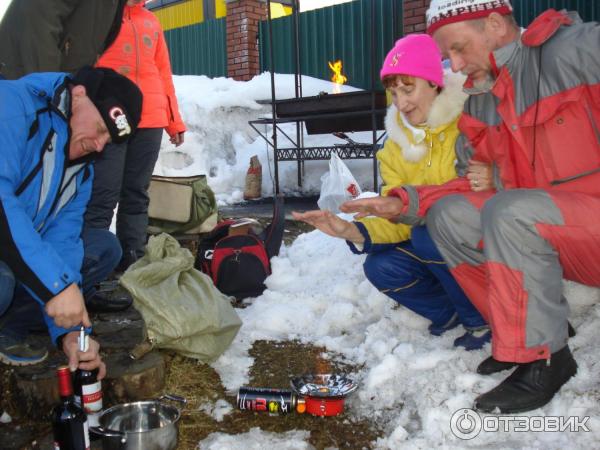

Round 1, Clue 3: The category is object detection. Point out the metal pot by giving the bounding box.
[91,394,186,450]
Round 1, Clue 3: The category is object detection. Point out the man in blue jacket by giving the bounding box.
[0,67,142,373]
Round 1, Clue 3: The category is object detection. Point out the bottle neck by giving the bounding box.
[57,367,74,398]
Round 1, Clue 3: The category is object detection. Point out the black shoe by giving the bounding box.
[478,322,575,375]
[474,345,577,414]
[86,287,133,313]
[477,356,518,375]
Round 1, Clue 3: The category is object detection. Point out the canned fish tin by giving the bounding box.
[237,387,305,414]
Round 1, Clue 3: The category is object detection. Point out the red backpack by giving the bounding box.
[195,195,284,300]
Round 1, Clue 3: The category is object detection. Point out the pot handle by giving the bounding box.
[90,426,127,444]
[159,393,187,405]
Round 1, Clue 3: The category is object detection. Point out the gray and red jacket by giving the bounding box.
[388,9,600,218]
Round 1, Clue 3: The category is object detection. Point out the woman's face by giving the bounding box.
[388,77,439,126]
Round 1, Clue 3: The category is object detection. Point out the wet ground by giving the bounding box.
[0,198,383,449]
[169,341,382,449]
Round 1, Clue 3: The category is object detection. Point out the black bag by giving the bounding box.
[195,195,285,300]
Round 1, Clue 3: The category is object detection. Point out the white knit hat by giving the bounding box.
[426,0,513,35]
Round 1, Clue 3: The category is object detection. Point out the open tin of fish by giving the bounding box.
[290,374,358,417]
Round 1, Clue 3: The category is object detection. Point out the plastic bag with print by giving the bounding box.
[317,152,362,213]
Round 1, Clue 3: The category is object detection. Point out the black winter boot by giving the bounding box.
[474,346,577,414]
[477,356,517,375]
[477,322,576,376]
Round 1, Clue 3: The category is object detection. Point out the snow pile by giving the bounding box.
[156,74,374,205]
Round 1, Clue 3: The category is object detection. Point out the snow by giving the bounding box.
[153,73,376,205]
[199,428,313,450]
[155,74,600,449]
[199,399,234,423]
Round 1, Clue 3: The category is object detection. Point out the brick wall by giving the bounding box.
[403,0,431,35]
[225,0,267,81]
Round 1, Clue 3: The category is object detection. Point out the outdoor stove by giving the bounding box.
[273,90,387,134]
[250,90,387,190]
[254,0,398,192]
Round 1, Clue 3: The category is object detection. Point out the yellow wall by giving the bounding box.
[215,0,227,18]
[270,4,292,18]
[154,0,291,30]
[214,1,291,19]
[153,0,203,31]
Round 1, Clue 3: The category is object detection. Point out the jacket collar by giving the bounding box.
[463,10,577,95]
[385,69,467,162]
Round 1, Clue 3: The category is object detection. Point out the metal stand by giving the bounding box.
[261,0,396,193]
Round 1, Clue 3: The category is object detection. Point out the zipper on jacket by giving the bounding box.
[585,101,600,147]
[50,165,86,222]
[427,138,433,167]
[15,130,54,196]
[550,167,600,186]
[127,7,141,86]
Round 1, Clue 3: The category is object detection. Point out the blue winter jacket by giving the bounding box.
[0,72,93,344]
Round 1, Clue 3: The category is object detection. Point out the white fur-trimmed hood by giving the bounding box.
[385,69,468,162]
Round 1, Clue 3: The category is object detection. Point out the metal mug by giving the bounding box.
[90,394,186,450]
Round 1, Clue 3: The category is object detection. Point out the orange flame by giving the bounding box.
[328,60,347,93]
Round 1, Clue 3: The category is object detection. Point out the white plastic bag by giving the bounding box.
[317,152,362,213]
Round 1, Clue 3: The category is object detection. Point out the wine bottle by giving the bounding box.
[52,366,91,450]
[72,327,103,427]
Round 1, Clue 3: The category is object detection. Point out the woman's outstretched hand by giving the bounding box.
[291,209,364,244]
[339,196,404,220]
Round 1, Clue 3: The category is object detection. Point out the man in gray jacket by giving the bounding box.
[0,0,126,79]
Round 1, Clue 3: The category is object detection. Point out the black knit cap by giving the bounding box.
[71,66,143,144]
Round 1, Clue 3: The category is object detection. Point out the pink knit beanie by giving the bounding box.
[426,0,513,35]
[379,34,444,87]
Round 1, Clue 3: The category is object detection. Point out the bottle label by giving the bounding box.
[83,420,91,450]
[82,381,103,413]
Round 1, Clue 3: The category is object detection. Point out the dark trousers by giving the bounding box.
[363,225,486,329]
[0,228,121,337]
[85,127,163,258]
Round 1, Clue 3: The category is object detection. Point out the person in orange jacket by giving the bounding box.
[85,0,186,273]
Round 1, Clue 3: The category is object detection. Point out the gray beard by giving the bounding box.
[471,72,496,92]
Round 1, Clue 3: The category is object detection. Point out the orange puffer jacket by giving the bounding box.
[96,2,185,137]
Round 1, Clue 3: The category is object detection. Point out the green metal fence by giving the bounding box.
[259,0,403,91]
[513,0,600,25]
[164,17,227,77]
[160,0,599,81]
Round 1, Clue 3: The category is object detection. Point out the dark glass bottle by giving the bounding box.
[52,366,91,450]
[72,367,102,427]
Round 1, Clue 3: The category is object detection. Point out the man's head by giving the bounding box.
[426,0,519,87]
[68,67,142,160]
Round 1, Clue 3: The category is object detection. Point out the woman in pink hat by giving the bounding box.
[294,34,492,350]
